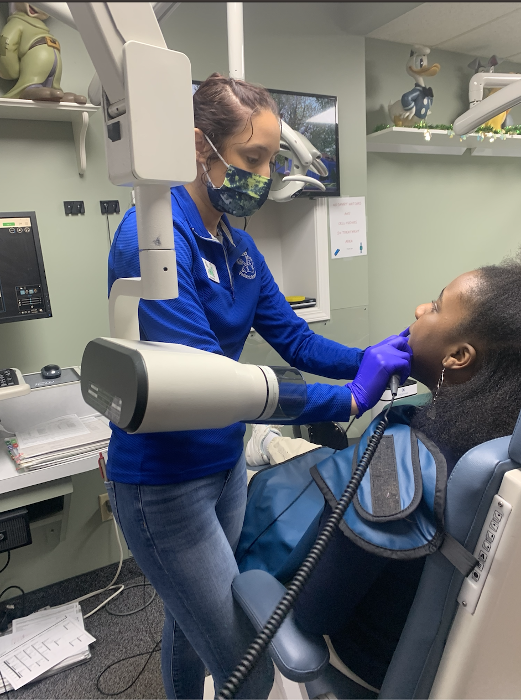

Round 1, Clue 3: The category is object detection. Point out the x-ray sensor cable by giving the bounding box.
[218,375,401,699]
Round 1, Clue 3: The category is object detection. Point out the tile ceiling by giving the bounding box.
[366,3,521,63]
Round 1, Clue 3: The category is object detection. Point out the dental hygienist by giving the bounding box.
[105,73,412,700]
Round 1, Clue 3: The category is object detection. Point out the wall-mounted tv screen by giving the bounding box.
[192,82,340,197]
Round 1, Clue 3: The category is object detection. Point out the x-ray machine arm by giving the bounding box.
[64,3,196,341]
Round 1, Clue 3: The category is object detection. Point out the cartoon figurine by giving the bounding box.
[388,45,440,127]
[0,3,86,104]
[468,56,511,131]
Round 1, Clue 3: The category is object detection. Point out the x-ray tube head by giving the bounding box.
[81,338,306,433]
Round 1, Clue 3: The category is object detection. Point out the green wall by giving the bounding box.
[365,38,521,369]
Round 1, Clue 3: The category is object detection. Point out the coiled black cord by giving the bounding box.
[218,398,396,699]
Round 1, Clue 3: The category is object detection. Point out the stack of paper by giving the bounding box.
[4,414,111,471]
[0,603,95,693]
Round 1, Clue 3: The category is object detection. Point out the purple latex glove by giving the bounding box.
[349,331,412,416]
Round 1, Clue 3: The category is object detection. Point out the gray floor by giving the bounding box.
[4,560,168,699]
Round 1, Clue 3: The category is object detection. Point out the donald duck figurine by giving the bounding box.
[389,45,440,127]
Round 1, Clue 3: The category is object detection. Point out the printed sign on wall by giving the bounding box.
[329,196,367,259]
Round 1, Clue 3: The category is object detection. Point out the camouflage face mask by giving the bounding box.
[202,135,272,218]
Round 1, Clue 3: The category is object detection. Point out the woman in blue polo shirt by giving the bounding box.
[105,73,412,700]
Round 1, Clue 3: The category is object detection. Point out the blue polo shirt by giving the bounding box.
[106,186,363,484]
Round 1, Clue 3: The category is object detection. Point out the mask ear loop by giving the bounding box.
[204,134,230,168]
[201,134,230,189]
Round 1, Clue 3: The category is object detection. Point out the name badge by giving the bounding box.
[202,258,220,283]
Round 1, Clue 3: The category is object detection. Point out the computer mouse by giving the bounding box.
[41,364,61,379]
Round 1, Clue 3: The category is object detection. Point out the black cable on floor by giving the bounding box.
[0,585,25,635]
[96,577,162,697]
[0,586,25,616]
[0,552,10,575]
[96,640,161,697]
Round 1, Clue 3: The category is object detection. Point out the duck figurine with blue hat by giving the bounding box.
[389,45,440,127]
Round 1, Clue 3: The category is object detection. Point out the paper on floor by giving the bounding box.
[0,615,95,690]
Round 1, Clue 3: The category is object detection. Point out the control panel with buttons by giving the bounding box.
[458,494,512,614]
[0,369,30,400]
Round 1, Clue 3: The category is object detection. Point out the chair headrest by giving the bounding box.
[508,406,521,464]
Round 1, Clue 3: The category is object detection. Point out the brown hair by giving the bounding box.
[193,73,279,170]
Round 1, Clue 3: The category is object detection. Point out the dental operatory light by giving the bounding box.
[269,122,327,202]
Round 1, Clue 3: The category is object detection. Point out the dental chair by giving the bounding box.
[233,406,521,699]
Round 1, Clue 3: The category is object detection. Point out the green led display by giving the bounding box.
[2,223,15,227]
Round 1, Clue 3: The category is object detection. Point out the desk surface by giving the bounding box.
[0,375,109,495]
[0,450,105,496]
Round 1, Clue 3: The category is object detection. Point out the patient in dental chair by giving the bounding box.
[245,253,521,691]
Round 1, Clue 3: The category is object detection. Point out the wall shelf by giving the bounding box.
[0,98,99,175]
[367,126,521,158]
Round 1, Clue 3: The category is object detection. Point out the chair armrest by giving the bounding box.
[232,569,329,682]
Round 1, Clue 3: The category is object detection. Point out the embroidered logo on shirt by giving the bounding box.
[238,252,256,280]
[202,258,220,283]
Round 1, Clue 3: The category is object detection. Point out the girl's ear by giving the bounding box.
[443,342,477,372]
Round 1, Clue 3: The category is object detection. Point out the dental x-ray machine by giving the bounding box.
[28,2,311,432]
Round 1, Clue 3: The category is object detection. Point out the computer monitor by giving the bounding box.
[192,82,340,197]
[0,212,52,324]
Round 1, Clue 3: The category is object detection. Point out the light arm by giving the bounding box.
[454,79,521,135]
[469,73,521,105]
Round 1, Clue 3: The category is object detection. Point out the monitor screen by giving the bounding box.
[192,82,340,197]
[0,212,52,324]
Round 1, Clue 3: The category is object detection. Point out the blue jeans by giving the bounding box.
[106,454,274,699]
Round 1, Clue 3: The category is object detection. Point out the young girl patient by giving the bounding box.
[244,253,521,691]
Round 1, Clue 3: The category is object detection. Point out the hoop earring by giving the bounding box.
[433,367,446,404]
[427,366,445,419]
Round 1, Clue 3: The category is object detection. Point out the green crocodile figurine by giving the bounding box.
[0,3,86,103]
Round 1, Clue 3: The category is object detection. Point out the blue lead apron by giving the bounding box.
[236,407,474,583]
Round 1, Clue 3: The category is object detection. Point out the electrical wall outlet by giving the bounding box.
[100,200,120,215]
[98,493,113,522]
[64,201,85,215]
